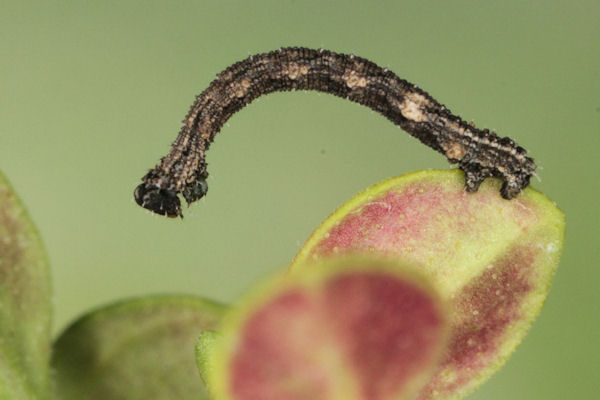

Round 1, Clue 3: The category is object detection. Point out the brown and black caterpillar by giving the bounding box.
[135,47,536,218]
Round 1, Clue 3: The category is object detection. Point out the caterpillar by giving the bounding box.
[134,47,536,218]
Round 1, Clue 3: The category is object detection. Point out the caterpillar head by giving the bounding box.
[134,184,182,218]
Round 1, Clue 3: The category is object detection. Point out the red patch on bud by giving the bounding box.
[308,183,492,260]
[228,269,445,400]
[230,290,330,400]
[326,273,444,400]
[310,188,431,257]
[418,246,536,398]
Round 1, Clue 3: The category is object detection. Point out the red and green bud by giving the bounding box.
[292,170,565,399]
[204,257,448,400]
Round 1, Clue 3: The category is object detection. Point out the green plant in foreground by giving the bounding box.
[0,168,564,400]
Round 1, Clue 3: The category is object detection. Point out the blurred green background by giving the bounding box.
[1,1,598,398]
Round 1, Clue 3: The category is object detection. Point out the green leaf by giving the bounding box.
[207,256,448,400]
[0,171,52,399]
[293,169,565,399]
[51,295,226,400]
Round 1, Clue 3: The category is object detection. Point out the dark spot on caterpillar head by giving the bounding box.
[182,178,208,204]
[134,184,182,218]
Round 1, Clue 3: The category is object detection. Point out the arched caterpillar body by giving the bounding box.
[134,47,536,218]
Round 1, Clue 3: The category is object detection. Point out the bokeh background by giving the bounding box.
[1,1,598,398]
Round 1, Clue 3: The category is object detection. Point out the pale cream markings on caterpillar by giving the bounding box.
[458,121,527,165]
[440,120,468,161]
[185,91,217,130]
[445,142,468,161]
[463,119,525,163]
[283,62,310,80]
[398,91,430,123]
[343,70,368,89]
[234,77,252,98]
